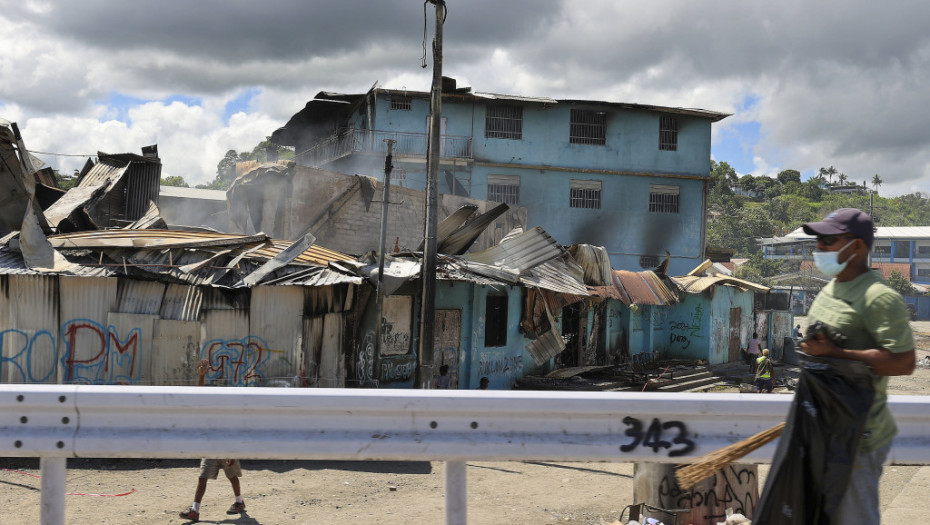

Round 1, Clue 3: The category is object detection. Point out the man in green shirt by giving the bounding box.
[801,208,915,524]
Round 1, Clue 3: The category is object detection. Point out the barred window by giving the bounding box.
[873,245,891,256]
[570,179,601,209]
[918,245,930,255]
[918,268,930,277]
[659,115,678,151]
[570,109,606,145]
[485,104,523,139]
[649,184,680,213]
[487,174,520,205]
[640,255,659,268]
[390,94,412,110]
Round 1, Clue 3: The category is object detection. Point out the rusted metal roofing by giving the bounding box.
[671,275,770,294]
[45,230,352,266]
[612,270,680,306]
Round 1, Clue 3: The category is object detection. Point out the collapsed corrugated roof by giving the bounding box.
[611,270,680,306]
[0,229,360,288]
[671,275,770,294]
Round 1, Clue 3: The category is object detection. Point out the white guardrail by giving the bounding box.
[3,386,930,525]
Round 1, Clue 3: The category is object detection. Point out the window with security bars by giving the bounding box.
[390,94,412,110]
[649,184,680,213]
[570,109,606,145]
[919,245,930,256]
[918,268,930,277]
[570,180,601,209]
[659,115,678,151]
[487,175,520,205]
[640,255,659,268]
[485,104,523,139]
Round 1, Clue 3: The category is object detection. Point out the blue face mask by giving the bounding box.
[812,239,856,277]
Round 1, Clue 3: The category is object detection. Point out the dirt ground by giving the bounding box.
[2,320,929,525]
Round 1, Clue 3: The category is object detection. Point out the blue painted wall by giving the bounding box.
[362,92,713,275]
[359,281,526,390]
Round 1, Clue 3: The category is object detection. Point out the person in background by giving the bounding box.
[755,349,774,393]
[794,324,802,339]
[436,364,451,389]
[179,360,246,522]
[747,332,762,372]
[800,208,915,524]
[477,377,490,390]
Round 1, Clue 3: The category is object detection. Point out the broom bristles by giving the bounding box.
[675,422,786,488]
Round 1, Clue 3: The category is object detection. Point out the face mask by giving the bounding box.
[812,239,856,277]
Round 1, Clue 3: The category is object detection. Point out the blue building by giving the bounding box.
[271,81,729,275]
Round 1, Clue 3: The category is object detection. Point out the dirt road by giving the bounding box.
[2,321,928,525]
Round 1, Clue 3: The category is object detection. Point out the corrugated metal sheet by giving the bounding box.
[152,319,202,385]
[115,279,166,315]
[159,284,203,321]
[77,157,129,187]
[200,308,253,386]
[58,276,118,383]
[249,286,304,386]
[672,275,770,294]
[567,244,614,286]
[1,274,59,384]
[106,312,156,384]
[613,270,679,305]
[462,226,564,272]
[520,255,589,296]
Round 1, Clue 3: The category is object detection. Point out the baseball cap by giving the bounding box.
[802,208,875,248]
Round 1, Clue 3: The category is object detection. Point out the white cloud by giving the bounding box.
[3,0,930,195]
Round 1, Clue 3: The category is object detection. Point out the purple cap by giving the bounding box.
[802,208,874,248]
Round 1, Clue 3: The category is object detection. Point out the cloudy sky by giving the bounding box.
[2,0,929,195]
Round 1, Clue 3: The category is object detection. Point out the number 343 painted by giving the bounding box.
[619,416,696,457]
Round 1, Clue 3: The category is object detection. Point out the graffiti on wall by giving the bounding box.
[380,296,412,356]
[477,350,523,379]
[2,319,283,386]
[62,319,141,384]
[657,464,757,522]
[200,336,280,386]
[381,357,417,382]
[669,303,705,350]
[356,331,377,387]
[0,328,57,383]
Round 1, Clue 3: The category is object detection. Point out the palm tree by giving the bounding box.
[826,165,838,185]
[872,173,883,193]
[838,173,848,186]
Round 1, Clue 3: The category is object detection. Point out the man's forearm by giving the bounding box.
[832,347,916,376]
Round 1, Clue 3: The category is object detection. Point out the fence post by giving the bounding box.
[445,460,467,525]
[40,456,66,525]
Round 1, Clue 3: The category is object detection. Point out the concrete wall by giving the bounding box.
[366,93,713,275]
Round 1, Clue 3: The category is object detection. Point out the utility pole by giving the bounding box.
[417,0,444,390]
[374,140,395,360]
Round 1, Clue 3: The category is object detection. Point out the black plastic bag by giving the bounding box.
[754,354,875,525]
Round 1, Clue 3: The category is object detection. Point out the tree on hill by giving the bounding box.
[776,169,801,185]
[872,174,883,193]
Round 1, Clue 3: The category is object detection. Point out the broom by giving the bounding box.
[675,422,786,488]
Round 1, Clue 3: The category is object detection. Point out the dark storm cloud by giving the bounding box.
[3,0,561,63]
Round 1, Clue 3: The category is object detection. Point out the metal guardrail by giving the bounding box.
[297,128,472,167]
[3,386,930,524]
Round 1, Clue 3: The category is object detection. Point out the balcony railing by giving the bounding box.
[297,128,473,168]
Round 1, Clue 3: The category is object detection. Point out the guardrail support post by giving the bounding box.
[445,460,467,525]
[40,456,66,525]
